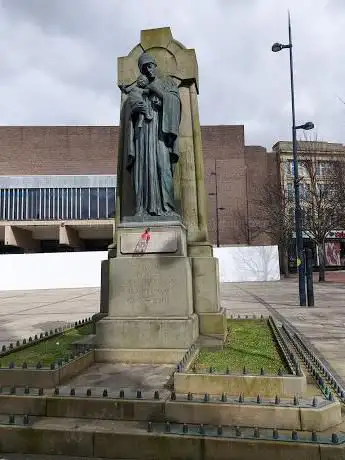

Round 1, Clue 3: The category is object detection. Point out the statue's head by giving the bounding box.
[138,52,157,80]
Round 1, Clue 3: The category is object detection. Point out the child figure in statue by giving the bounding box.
[119,74,153,128]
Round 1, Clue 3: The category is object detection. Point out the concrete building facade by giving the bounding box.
[0,125,276,252]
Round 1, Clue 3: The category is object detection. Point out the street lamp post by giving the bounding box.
[272,13,314,307]
[209,171,225,247]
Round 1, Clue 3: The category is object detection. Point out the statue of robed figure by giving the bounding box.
[117,52,182,222]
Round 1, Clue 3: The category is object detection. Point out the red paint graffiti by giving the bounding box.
[140,228,151,241]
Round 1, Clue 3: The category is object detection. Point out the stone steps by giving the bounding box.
[0,417,343,459]
[0,390,341,431]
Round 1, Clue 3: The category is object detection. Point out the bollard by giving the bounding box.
[331,433,339,444]
[291,430,298,440]
[305,248,314,307]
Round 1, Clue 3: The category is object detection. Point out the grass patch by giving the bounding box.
[194,319,288,374]
[0,323,93,367]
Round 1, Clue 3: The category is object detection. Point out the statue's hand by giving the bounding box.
[148,80,163,98]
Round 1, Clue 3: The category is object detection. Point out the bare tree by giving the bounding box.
[297,137,345,281]
[235,182,294,277]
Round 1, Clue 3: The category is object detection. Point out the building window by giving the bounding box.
[284,160,294,176]
[316,161,330,177]
[107,188,116,218]
[0,184,116,221]
[286,183,294,200]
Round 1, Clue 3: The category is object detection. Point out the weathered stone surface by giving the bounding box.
[96,314,199,350]
[192,257,220,313]
[166,401,300,430]
[94,431,202,460]
[95,348,186,364]
[107,256,194,317]
[203,438,321,460]
[300,401,342,431]
[199,311,227,337]
[120,231,178,254]
[174,373,307,397]
[46,397,165,422]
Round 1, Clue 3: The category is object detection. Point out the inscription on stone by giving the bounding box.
[120,231,178,254]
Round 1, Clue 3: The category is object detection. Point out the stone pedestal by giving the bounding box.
[96,222,199,363]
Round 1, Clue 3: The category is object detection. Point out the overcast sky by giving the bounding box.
[0,0,344,149]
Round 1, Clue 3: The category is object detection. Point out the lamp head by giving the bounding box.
[272,42,284,52]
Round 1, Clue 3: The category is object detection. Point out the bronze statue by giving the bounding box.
[119,52,181,221]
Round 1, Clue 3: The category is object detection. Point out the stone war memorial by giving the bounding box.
[0,27,344,460]
[96,26,227,363]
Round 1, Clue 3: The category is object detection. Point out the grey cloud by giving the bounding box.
[0,0,344,149]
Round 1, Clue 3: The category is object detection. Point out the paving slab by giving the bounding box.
[0,288,98,346]
[59,362,174,394]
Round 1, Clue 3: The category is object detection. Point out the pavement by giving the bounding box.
[0,276,344,386]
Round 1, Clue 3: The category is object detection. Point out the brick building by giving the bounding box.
[0,125,278,252]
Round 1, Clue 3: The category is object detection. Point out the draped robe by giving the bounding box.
[120,76,181,220]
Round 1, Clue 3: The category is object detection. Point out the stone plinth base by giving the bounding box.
[107,256,193,318]
[95,348,187,364]
[116,221,187,257]
[96,314,199,350]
